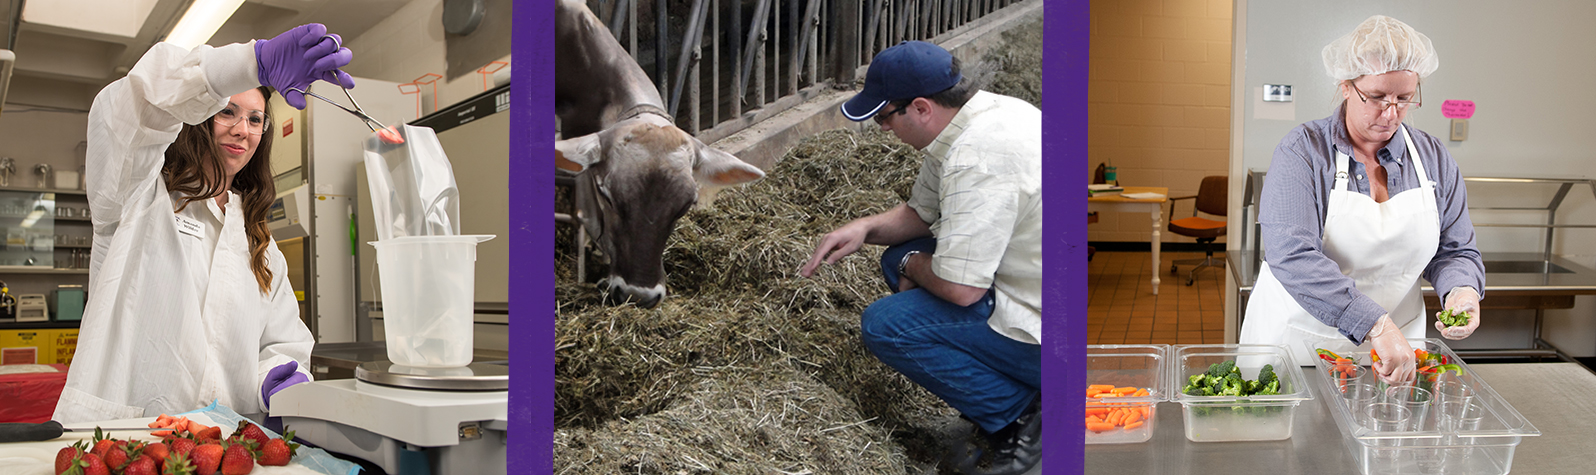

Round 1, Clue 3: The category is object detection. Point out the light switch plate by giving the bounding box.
[1450,119,1468,141]
[1263,84,1293,102]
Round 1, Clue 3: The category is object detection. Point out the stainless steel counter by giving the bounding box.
[1227,252,1596,297]
[1084,363,1596,474]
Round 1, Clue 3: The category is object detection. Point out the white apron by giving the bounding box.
[1241,125,1438,366]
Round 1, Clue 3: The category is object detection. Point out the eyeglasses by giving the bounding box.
[214,106,269,135]
[873,102,910,125]
[1349,80,1422,112]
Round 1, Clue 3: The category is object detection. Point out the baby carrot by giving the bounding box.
[1132,389,1150,397]
[1087,422,1118,433]
[1111,386,1140,395]
[1124,420,1145,430]
[1088,384,1115,390]
[1086,415,1103,424]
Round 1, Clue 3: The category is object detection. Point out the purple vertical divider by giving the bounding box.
[1044,1,1090,474]
[512,1,554,474]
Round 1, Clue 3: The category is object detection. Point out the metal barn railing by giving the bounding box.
[585,0,1022,143]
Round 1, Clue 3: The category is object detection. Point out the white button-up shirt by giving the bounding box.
[907,91,1042,344]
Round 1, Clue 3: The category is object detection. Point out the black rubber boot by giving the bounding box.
[957,396,1042,475]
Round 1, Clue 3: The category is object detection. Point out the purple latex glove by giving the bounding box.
[255,23,356,109]
[262,360,311,410]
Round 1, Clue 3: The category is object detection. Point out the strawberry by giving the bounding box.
[162,452,197,475]
[55,440,88,475]
[77,452,111,475]
[123,455,159,475]
[169,438,198,457]
[88,428,115,460]
[255,439,298,466]
[219,441,255,475]
[233,421,270,449]
[195,426,222,443]
[140,442,171,463]
[104,441,137,473]
[188,444,224,475]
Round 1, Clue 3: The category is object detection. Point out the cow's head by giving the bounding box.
[556,115,763,308]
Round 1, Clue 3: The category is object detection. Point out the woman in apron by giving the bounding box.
[1240,15,1483,385]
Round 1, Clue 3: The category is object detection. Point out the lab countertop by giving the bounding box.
[1227,251,1596,296]
[1084,363,1596,474]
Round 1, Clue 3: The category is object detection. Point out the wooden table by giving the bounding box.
[1089,186,1170,295]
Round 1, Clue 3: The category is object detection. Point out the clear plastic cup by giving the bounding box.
[1365,402,1413,462]
[1434,374,1476,409]
[1385,385,1435,431]
[1438,400,1487,467]
[370,235,495,368]
[1331,364,1368,393]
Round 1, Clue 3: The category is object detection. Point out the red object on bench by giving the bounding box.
[0,364,68,423]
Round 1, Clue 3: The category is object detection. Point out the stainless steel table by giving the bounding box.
[1085,363,1596,474]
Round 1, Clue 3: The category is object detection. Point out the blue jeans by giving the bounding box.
[864,237,1042,434]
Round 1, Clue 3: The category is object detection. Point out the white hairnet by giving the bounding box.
[1322,15,1438,80]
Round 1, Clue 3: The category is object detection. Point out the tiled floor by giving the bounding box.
[1087,251,1228,345]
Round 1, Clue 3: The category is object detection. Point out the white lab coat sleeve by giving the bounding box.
[86,42,260,225]
[255,239,315,409]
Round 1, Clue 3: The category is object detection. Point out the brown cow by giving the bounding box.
[556,0,763,308]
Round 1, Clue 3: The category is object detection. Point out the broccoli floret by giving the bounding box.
[1207,361,1237,379]
[1256,380,1280,396]
[1218,379,1245,397]
[1258,364,1278,387]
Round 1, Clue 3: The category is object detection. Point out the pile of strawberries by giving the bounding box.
[54,419,300,475]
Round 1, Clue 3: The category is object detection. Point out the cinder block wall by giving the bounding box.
[1088,0,1232,244]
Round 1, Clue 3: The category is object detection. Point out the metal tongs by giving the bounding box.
[293,85,386,132]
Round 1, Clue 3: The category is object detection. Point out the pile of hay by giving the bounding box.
[981,18,1043,107]
[554,19,1044,474]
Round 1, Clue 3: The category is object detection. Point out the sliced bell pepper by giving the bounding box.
[1318,348,1342,362]
[1420,363,1464,378]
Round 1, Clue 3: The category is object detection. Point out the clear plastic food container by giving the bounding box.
[1169,344,1313,442]
[1085,345,1168,444]
[1311,338,1540,475]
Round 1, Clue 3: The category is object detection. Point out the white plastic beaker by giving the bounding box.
[370,235,495,368]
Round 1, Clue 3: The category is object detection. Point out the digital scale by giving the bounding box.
[269,361,508,475]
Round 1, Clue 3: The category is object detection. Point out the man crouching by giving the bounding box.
[800,41,1041,475]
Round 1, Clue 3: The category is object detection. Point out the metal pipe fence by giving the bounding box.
[584,0,1020,142]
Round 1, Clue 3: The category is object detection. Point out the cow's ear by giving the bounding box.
[692,146,764,206]
[555,133,602,172]
[693,147,764,186]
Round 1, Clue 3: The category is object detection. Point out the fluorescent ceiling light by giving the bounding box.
[21,0,161,38]
[164,0,247,50]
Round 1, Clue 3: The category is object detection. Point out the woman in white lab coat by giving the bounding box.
[54,24,354,423]
[1239,15,1484,385]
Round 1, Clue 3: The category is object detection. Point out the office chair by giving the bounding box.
[1168,176,1227,286]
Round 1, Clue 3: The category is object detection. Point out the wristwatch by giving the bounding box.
[898,250,922,277]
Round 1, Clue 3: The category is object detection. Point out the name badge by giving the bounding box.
[175,215,204,238]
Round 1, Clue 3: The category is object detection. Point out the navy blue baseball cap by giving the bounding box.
[841,41,962,121]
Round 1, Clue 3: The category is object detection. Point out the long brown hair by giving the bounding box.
[163,86,279,293]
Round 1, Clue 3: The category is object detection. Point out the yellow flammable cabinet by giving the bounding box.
[0,329,48,365]
[0,328,77,365]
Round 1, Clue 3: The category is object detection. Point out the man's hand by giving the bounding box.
[800,223,868,278]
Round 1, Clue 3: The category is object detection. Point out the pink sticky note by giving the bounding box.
[1442,100,1475,119]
